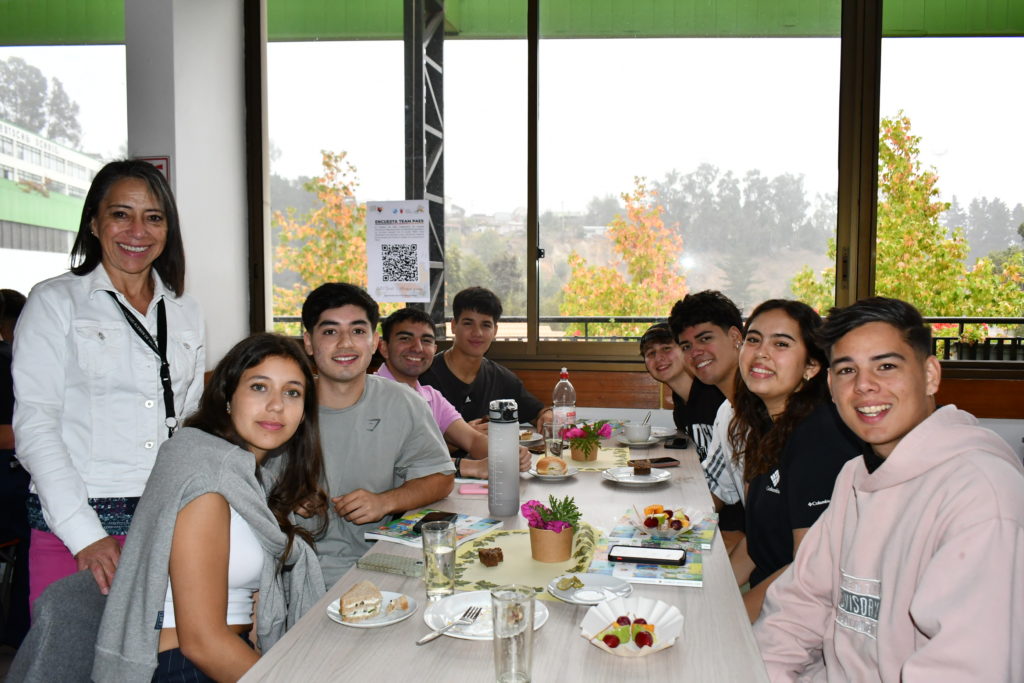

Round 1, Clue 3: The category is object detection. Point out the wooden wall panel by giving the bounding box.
[936,379,1024,420]
[514,370,1022,420]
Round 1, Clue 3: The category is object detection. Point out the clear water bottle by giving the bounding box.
[552,367,576,429]
[487,399,521,517]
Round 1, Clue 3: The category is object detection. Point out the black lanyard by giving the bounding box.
[106,291,177,438]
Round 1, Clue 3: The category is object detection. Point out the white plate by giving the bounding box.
[422,590,549,640]
[602,467,672,487]
[528,465,579,481]
[327,591,418,628]
[519,425,543,447]
[547,573,633,605]
[580,596,684,657]
[616,435,660,448]
[651,427,676,440]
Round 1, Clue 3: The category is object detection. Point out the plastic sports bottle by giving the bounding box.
[487,399,521,517]
[552,367,577,429]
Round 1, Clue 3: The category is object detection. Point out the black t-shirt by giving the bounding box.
[0,342,12,430]
[746,402,863,586]
[420,352,545,424]
[673,379,725,463]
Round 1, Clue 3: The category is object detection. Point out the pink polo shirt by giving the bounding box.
[375,364,463,434]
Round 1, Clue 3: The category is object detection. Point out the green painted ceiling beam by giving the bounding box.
[0,0,1021,45]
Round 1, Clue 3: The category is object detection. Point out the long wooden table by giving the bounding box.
[242,442,769,682]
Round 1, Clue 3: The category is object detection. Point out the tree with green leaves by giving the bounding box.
[0,57,82,149]
[791,113,1024,331]
[559,177,688,336]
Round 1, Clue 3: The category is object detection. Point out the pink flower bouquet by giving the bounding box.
[564,420,612,459]
[521,496,581,534]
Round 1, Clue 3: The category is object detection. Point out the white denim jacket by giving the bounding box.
[12,266,205,555]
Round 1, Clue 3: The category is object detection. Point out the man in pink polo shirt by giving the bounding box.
[377,307,531,479]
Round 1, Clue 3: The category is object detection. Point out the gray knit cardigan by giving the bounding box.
[92,427,325,682]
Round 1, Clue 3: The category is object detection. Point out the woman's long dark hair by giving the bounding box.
[728,300,829,481]
[70,159,186,295]
[184,333,327,564]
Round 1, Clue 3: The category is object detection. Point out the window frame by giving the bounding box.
[244,0,1024,380]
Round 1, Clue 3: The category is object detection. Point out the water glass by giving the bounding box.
[491,585,534,683]
[542,421,564,458]
[421,521,456,601]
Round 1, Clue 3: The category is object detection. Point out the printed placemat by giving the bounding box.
[453,522,599,599]
[571,446,630,472]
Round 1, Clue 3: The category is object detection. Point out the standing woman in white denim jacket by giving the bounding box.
[12,159,205,606]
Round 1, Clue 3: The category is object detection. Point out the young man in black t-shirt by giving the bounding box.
[639,322,724,461]
[668,291,747,542]
[420,287,550,430]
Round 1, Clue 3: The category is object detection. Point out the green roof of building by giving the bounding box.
[0,0,1021,44]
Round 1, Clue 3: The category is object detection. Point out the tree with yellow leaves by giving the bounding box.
[559,177,688,336]
[273,151,367,333]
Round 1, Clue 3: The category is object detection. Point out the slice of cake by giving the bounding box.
[478,546,504,567]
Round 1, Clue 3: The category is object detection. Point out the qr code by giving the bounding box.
[381,243,418,282]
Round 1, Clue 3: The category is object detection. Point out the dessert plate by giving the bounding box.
[519,424,543,448]
[650,427,676,440]
[528,465,579,481]
[580,596,684,657]
[547,573,633,605]
[327,591,417,628]
[602,467,671,487]
[615,435,660,448]
[423,590,549,640]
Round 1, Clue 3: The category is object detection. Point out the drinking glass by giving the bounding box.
[542,421,564,458]
[421,520,456,601]
[491,585,534,683]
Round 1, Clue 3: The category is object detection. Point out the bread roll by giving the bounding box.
[536,456,568,475]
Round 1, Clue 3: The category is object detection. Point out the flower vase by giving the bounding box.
[529,526,575,563]
[570,444,597,461]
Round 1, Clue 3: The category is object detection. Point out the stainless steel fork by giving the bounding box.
[416,606,482,645]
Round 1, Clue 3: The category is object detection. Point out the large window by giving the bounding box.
[266,38,405,333]
[0,45,125,295]
[539,36,840,339]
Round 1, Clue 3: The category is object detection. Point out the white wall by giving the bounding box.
[125,0,250,368]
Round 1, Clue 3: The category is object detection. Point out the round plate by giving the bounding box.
[651,427,676,440]
[615,435,660,448]
[547,573,633,605]
[519,424,544,447]
[527,465,579,481]
[423,590,549,640]
[327,591,418,628]
[602,467,672,487]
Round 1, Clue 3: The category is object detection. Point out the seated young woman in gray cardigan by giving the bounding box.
[93,333,329,682]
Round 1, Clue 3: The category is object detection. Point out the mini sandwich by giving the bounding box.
[340,580,383,623]
[536,456,568,476]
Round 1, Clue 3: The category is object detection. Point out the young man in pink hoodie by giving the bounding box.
[754,297,1024,682]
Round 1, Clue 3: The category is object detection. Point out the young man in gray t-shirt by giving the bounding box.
[301,283,454,587]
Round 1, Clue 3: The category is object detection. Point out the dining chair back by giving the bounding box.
[6,570,106,682]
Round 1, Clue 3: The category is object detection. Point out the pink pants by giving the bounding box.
[28,529,126,615]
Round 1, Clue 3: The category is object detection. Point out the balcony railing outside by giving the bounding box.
[274,315,1024,362]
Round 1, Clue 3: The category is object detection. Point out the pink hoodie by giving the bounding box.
[754,405,1024,682]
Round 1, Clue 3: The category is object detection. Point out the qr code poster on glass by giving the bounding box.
[366,200,430,302]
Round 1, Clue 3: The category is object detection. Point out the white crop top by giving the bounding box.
[161,506,263,628]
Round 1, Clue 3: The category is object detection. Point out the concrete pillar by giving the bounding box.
[125,0,249,367]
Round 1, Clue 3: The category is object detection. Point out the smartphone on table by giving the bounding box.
[412,511,459,534]
[647,457,680,468]
[664,436,689,450]
[608,545,687,566]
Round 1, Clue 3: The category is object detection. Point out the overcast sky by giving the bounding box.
[3,36,1021,217]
